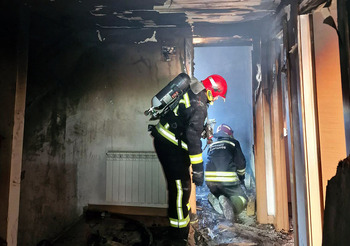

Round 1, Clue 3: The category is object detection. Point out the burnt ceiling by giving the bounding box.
[85,0,280,28]
[26,0,281,40]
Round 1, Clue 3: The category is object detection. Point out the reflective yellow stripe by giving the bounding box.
[183,93,190,108]
[189,153,202,164]
[156,123,188,150]
[169,181,190,228]
[179,93,191,108]
[205,171,239,182]
[175,93,191,116]
[176,180,184,220]
[238,196,247,206]
[237,168,246,175]
[205,176,239,182]
[210,140,236,148]
[205,171,237,177]
[169,215,190,228]
[173,105,179,116]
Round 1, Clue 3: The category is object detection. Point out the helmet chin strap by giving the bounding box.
[207,90,214,105]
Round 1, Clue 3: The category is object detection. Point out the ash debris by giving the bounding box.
[50,185,294,246]
[192,185,294,246]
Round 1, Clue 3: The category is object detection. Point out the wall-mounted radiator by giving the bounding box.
[106,151,168,208]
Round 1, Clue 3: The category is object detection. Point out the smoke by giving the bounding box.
[194,46,254,173]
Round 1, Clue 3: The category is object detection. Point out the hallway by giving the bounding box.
[1,0,349,245]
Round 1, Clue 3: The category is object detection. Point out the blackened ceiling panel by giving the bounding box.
[27,0,280,29]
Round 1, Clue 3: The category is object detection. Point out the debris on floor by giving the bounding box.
[193,185,294,246]
[50,186,293,246]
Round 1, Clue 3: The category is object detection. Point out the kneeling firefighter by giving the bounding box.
[146,73,227,244]
[205,124,248,222]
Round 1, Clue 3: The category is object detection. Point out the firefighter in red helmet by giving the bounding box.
[202,74,227,103]
[148,73,227,245]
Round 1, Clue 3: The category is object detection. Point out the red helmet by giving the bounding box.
[202,74,227,100]
[216,123,233,137]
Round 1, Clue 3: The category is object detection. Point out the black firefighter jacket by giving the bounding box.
[155,88,208,169]
[205,136,246,185]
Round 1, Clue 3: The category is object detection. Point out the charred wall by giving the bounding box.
[251,2,311,242]
[18,9,190,245]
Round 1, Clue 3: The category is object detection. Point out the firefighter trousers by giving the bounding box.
[153,135,191,240]
[207,181,248,214]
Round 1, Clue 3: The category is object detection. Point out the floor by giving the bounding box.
[48,186,294,246]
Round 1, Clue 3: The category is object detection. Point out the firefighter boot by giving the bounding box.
[218,195,234,221]
[208,193,223,215]
[166,226,189,246]
[229,195,247,215]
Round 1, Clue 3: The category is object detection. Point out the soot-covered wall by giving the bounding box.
[18,13,189,245]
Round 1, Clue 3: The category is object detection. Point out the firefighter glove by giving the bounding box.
[238,174,245,184]
[192,163,204,186]
[192,171,204,186]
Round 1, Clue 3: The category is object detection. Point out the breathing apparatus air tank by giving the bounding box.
[144,73,191,120]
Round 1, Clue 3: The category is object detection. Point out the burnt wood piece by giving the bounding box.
[323,155,350,245]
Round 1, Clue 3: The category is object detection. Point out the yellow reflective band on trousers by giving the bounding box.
[189,153,203,164]
[238,195,247,206]
[156,123,188,150]
[176,180,184,220]
[169,180,190,228]
[169,216,190,228]
[205,171,239,182]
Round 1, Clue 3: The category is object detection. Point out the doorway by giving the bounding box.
[193,45,255,208]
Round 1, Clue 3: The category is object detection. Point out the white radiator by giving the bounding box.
[106,151,168,208]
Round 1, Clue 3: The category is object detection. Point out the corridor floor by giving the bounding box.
[49,187,293,246]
